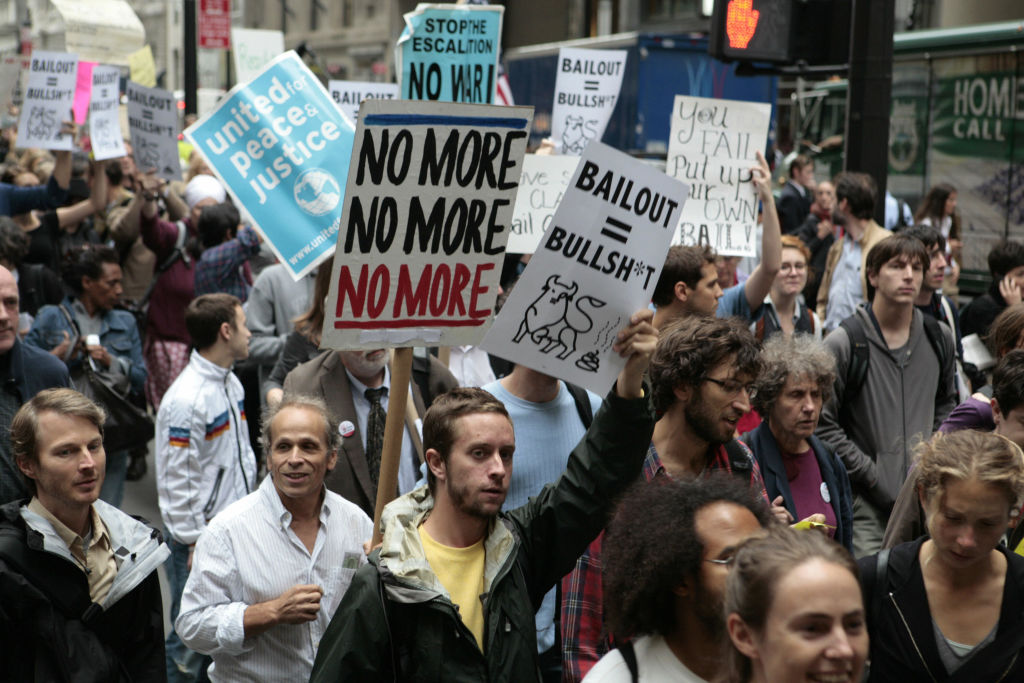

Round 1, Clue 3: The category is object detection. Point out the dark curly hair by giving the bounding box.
[0,215,29,266]
[652,245,716,307]
[649,316,761,416]
[62,244,120,294]
[602,474,771,640]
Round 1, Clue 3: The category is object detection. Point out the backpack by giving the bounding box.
[754,304,817,341]
[839,314,951,408]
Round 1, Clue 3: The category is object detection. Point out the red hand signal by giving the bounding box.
[726,0,760,49]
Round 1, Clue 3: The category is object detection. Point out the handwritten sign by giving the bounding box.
[483,141,687,395]
[17,51,78,151]
[128,45,156,87]
[127,82,180,180]
[667,95,770,257]
[328,80,399,124]
[398,3,503,104]
[508,154,579,254]
[550,48,627,155]
[321,99,532,350]
[187,52,355,281]
[89,65,126,160]
[232,28,285,84]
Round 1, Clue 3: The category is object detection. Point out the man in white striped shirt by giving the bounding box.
[176,394,373,682]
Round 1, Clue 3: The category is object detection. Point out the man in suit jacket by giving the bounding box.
[776,154,815,234]
[284,348,458,518]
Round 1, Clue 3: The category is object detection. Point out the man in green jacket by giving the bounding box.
[309,309,657,682]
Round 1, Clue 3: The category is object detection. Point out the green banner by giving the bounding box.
[931,70,1019,160]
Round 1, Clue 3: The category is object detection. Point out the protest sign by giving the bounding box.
[89,65,126,160]
[328,80,399,124]
[51,0,146,66]
[550,48,627,155]
[128,45,156,87]
[483,141,687,395]
[397,3,503,104]
[17,51,77,151]
[187,51,355,281]
[73,62,96,125]
[508,154,579,254]
[667,95,771,257]
[321,98,533,350]
[126,82,180,180]
[232,28,285,84]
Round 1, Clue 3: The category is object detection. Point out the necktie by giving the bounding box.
[364,387,387,489]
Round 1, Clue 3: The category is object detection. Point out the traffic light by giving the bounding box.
[709,0,851,67]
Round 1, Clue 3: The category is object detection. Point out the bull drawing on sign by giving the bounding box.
[561,115,590,155]
[513,275,606,360]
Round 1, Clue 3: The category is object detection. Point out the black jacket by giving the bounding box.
[859,537,1024,682]
[0,500,168,682]
[776,181,812,234]
[742,423,853,550]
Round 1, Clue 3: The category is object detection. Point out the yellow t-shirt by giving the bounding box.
[418,525,486,651]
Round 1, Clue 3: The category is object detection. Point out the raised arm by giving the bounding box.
[742,151,782,312]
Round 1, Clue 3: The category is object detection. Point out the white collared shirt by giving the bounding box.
[448,345,497,388]
[345,365,420,493]
[176,476,373,683]
[825,234,864,331]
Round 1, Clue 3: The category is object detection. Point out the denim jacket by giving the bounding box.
[25,296,146,396]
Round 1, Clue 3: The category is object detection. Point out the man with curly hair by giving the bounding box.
[585,476,769,682]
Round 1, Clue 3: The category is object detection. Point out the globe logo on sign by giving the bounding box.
[293,168,341,217]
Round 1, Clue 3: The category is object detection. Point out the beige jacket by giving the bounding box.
[816,219,891,320]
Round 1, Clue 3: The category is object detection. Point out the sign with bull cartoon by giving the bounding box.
[550,47,627,154]
[483,140,688,394]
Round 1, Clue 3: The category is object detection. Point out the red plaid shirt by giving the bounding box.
[559,441,768,682]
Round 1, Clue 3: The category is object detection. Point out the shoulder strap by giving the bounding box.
[754,315,766,341]
[618,640,639,683]
[839,317,870,406]
[724,439,753,480]
[870,548,891,627]
[920,315,950,371]
[564,382,593,429]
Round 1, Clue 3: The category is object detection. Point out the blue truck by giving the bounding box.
[503,32,778,156]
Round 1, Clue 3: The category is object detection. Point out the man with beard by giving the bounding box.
[309,310,658,682]
[284,347,458,518]
[584,476,770,682]
[562,316,783,682]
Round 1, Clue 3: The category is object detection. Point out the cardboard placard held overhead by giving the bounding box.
[328,80,400,124]
[126,82,180,180]
[398,3,503,104]
[508,154,580,254]
[89,65,127,160]
[321,99,533,351]
[232,28,285,84]
[17,52,78,151]
[667,95,771,257]
[483,141,688,395]
[187,52,356,281]
[550,48,627,155]
[128,45,156,88]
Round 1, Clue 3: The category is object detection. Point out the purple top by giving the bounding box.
[787,446,838,538]
[938,396,994,434]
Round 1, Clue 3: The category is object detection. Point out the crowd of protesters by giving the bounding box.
[0,115,1023,683]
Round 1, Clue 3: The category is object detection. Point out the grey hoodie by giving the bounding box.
[816,303,956,509]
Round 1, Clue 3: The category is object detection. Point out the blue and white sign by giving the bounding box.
[397,3,503,104]
[186,51,355,280]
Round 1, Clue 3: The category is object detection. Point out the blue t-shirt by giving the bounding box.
[717,282,764,322]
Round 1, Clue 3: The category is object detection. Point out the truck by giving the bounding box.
[503,32,778,157]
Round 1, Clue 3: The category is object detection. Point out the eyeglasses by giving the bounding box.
[705,556,735,566]
[704,377,754,398]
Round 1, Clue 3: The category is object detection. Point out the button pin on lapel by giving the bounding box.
[339,420,356,439]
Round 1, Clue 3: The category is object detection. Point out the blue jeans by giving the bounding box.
[99,449,127,508]
[165,536,211,683]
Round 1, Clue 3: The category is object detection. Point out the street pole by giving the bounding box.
[184,0,198,116]
[843,0,894,225]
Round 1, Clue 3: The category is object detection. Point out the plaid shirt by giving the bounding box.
[560,441,768,682]
[193,226,260,302]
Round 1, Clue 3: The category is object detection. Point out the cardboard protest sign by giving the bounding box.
[328,80,400,124]
[321,99,533,350]
[187,52,355,281]
[128,45,156,87]
[398,3,503,104]
[232,28,285,84]
[667,95,771,257]
[89,65,126,160]
[550,48,627,155]
[51,0,146,66]
[483,141,687,395]
[17,52,78,151]
[508,154,580,254]
[73,62,96,125]
[126,82,180,180]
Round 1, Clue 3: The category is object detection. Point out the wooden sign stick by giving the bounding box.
[437,346,451,368]
[372,347,414,546]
